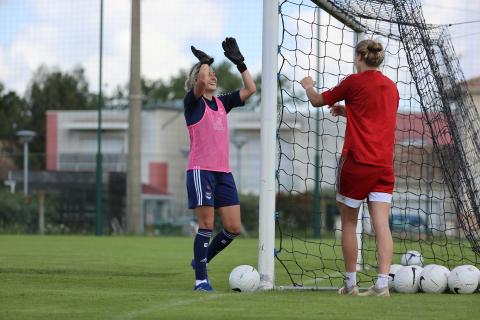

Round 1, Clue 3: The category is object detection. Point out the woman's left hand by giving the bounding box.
[222,37,245,65]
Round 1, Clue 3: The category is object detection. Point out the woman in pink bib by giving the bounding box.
[184,38,256,291]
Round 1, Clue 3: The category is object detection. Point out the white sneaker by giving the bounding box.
[338,283,359,295]
[359,285,390,297]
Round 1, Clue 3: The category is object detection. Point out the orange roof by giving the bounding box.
[466,76,480,93]
[396,113,452,147]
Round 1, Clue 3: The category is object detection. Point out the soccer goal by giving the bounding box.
[258,0,480,290]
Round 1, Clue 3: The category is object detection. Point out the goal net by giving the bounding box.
[275,0,480,288]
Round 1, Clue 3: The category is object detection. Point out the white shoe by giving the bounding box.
[359,285,390,297]
[338,283,359,295]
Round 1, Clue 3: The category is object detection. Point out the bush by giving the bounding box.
[0,188,58,233]
[239,194,259,234]
[239,191,339,235]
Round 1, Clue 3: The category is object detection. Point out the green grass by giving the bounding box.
[0,235,479,320]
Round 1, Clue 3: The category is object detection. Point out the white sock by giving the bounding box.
[345,272,356,288]
[195,279,208,286]
[375,274,389,289]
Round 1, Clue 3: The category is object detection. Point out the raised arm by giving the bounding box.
[222,37,256,102]
[300,76,326,107]
[190,46,214,99]
[239,69,256,102]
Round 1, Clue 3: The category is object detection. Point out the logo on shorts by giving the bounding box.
[205,192,212,200]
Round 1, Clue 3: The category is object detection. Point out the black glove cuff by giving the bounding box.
[237,62,247,73]
[199,57,213,66]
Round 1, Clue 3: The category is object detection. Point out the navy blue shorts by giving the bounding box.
[186,169,239,209]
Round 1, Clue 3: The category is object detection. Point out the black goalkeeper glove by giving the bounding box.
[191,46,214,65]
[222,37,247,73]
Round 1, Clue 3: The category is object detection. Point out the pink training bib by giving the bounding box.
[187,96,230,172]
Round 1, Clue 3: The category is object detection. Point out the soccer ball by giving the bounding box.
[394,265,423,293]
[229,265,260,292]
[388,264,402,290]
[448,265,480,294]
[419,264,450,293]
[400,250,423,266]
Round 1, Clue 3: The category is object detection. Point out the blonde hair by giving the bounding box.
[184,62,202,92]
[355,39,384,68]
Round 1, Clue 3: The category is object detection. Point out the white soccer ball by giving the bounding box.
[229,265,260,292]
[448,265,480,294]
[394,265,423,293]
[388,264,403,290]
[419,264,450,293]
[400,250,423,266]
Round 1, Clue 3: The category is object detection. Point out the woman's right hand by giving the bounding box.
[300,76,316,90]
[191,46,214,65]
[329,104,346,117]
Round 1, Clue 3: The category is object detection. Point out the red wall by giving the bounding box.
[149,162,168,194]
[46,112,58,171]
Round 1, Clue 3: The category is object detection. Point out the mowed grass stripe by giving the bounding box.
[0,235,479,320]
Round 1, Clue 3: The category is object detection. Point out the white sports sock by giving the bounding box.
[345,272,356,288]
[195,279,208,286]
[375,274,389,289]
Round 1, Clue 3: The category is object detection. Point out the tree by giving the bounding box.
[140,60,244,104]
[0,83,29,142]
[25,65,96,168]
[0,83,29,178]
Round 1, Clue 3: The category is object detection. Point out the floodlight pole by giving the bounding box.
[313,7,322,239]
[258,0,278,291]
[16,130,36,196]
[126,0,143,234]
[232,135,248,193]
[23,139,29,195]
[95,0,104,236]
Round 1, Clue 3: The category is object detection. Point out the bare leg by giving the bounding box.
[368,201,392,275]
[196,206,215,230]
[218,205,242,234]
[339,202,361,272]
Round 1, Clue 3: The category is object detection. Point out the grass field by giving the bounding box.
[0,235,479,320]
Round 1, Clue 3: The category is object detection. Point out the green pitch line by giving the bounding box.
[0,235,478,320]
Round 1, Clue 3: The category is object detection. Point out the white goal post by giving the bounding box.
[258,0,372,290]
[258,0,278,291]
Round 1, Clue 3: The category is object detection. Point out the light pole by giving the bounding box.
[16,130,36,196]
[126,0,142,234]
[232,135,248,193]
[95,0,104,236]
[313,7,322,238]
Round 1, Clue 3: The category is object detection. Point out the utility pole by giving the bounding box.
[126,0,142,234]
[313,8,321,238]
[16,130,36,196]
[95,0,104,236]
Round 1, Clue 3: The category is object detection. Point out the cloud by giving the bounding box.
[0,0,229,94]
[0,0,478,96]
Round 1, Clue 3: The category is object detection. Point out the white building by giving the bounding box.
[45,104,340,224]
[46,103,454,236]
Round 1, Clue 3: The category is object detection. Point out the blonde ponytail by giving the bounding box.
[355,39,384,67]
[184,62,202,92]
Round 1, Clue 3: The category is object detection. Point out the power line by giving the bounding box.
[446,19,480,27]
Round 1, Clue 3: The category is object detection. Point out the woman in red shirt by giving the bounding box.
[300,39,399,297]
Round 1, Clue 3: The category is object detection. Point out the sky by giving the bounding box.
[0,0,478,96]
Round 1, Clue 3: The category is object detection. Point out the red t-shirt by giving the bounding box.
[322,70,399,167]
